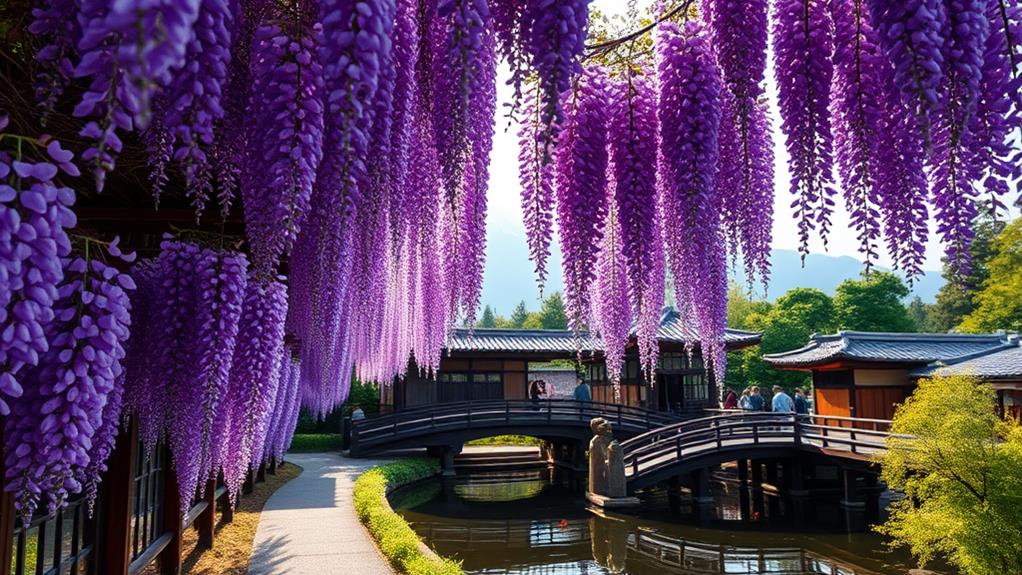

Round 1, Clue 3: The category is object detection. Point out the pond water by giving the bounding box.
[391,468,934,575]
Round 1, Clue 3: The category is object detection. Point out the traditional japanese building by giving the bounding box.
[381,307,761,416]
[764,331,1022,420]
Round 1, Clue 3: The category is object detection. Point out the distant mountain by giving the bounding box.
[478,230,943,315]
[752,249,944,303]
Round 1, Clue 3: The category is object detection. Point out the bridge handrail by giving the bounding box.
[350,399,681,449]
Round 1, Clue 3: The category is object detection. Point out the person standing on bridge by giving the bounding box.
[573,377,592,402]
[794,388,809,415]
[771,386,795,413]
[722,387,739,410]
[748,386,765,411]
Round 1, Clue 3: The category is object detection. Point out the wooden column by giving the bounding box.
[256,461,266,483]
[242,470,254,495]
[0,422,15,575]
[268,457,277,476]
[750,460,765,518]
[197,479,217,550]
[737,459,751,521]
[159,450,183,575]
[98,416,140,575]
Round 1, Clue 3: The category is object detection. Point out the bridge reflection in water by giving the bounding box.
[392,470,916,575]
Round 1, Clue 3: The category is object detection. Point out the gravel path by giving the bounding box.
[248,453,395,575]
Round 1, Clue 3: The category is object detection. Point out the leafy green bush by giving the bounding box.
[464,435,542,446]
[288,434,342,452]
[295,379,381,434]
[353,459,462,575]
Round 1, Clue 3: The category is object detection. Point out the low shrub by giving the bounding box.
[353,459,462,575]
[287,433,342,452]
[465,435,542,446]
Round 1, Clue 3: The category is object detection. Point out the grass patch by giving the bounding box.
[465,435,542,446]
[288,433,342,452]
[138,462,302,575]
[353,459,463,575]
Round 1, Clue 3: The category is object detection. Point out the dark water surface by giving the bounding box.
[391,468,932,575]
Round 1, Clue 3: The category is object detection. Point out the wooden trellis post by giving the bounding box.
[98,416,140,575]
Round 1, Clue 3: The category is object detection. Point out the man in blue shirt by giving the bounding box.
[573,377,592,402]
[794,388,809,415]
[771,385,795,413]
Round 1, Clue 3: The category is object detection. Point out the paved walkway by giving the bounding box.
[248,453,395,575]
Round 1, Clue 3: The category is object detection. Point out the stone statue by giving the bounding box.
[606,435,626,498]
[587,417,640,507]
[588,417,610,496]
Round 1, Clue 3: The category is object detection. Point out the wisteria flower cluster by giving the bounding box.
[4,237,134,520]
[10,0,1021,455]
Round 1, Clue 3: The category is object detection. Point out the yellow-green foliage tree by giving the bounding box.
[959,218,1022,333]
[878,375,1022,575]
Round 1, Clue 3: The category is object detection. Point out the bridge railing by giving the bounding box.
[621,412,904,480]
[350,399,681,453]
[621,413,799,477]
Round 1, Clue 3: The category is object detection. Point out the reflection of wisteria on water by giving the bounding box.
[391,468,926,575]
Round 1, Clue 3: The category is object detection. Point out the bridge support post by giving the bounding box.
[737,459,751,521]
[689,468,714,505]
[840,469,866,509]
[431,445,463,476]
[667,477,682,512]
[764,461,781,518]
[750,460,765,519]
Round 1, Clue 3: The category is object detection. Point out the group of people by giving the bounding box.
[528,378,594,402]
[721,385,809,415]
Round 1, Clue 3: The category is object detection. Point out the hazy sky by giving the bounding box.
[481,0,1019,301]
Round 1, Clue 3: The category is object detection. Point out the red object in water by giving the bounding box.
[752,511,761,521]
[558,519,569,529]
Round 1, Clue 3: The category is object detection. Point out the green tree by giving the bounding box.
[877,375,1022,575]
[493,314,511,328]
[833,271,915,332]
[726,288,835,392]
[907,296,932,332]
[539,292,569,329]
[478,305,497,328]
[726,282,772,330]
[959,218,1022,333]
[926,210,1006,332]
[509,301,529,328]
[521,311,544,329]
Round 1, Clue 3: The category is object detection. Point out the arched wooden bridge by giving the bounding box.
[622,412,897,492]
[349,399,682,456]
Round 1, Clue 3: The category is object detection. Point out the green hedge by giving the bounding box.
[288,433,342,452]
[464,435,542,446]
[353,459,463,575]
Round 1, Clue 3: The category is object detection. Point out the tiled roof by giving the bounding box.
[910,339,1022,379]
[763,331,1014,368]
[445,307,761,355]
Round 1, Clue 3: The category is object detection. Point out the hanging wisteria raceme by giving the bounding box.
[930,0,989,278]
[867,0,947,141]
[715,94,774,287]
[0,122,77,418]
[29,0,80,119]
[554,67,609,335]
[773,0,837,259]
[3,238,134,521]
[655,20,727,382]
[214,0,271,216]
[150,239,248,515]
[73,0,200,190]
[702,0,773,285]
[154,0,235,210]
[609,72,662,380]
[453,32,497,329]
[969,0,1022,214]
[517,90,556,294]
[830,0,885,271]
[433,0,491,199]
[220,278,287,504]
[120,260,165,454]
[874,72,931,280]
[591,200,630,395]
[242,17,325,275]
[262,347,300,463]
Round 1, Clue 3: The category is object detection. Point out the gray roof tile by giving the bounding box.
[911,340,1022,379]
[763,331,1014,367]
[446,307,760,354]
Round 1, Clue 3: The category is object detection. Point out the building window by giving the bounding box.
[682,373,708,400]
